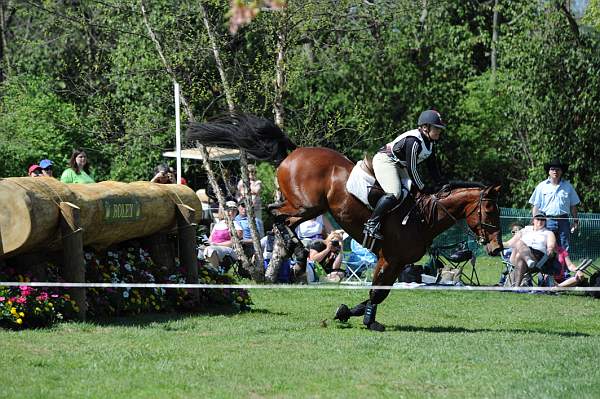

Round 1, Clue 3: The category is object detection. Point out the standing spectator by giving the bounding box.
[39,159,54,178]
[150,164,172,184]
[28,164,42,177]
[529,158,580,251]
[237,164,263,219]
[60,149,95,184]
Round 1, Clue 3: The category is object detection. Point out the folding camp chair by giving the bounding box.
[342,239,377,284]
[427,241,479,286]
[502,254,551,287]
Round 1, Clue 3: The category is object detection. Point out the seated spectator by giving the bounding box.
[497,222,524,286]
[39,159,54,178]
[307,231,345,282]
[503,211,557,286]
[295,215,333,246]
[150,164,172,184]
[28,164,43,177]
[234,201,264,241]
[554,246,586,288]
[60,148,95,184]
[260,228,291,283]
[202,201,243,269]
[168,166,188,185]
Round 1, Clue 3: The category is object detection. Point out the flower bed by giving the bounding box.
[0,240,252,329]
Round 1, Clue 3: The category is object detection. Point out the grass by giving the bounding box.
[1,281,600,399]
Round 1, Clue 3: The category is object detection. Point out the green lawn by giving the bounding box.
[1,283,599,399]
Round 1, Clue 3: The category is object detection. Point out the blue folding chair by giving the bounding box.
[342,239,378,283]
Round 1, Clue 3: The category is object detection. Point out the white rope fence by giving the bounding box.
[1,281,599,292]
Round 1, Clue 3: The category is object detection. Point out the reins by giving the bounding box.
[429,187,499,245]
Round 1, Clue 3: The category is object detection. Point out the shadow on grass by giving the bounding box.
[87,305,288,328]
[388,324,591,337]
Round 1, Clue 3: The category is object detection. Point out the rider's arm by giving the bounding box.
[425,148,444,184]
[394,137,426,191]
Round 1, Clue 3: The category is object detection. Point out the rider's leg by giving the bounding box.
[364,153,406,240]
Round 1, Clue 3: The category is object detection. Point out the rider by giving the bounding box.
[363,109,447,240]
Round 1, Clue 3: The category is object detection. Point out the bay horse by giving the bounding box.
[188,114,503,331]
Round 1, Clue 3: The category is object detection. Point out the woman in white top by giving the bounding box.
[503,211,556,286]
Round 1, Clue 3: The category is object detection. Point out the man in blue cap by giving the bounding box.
[39,159,54,178]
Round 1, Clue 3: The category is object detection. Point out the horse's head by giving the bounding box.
[462,185,503,256]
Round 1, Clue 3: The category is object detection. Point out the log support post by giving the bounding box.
[176,204,198,301]
[59,202,87,320]
[145,233,176,273]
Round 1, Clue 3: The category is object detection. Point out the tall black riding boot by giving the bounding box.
[363,194,400,240]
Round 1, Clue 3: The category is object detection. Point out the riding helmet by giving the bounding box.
[418,110,446,129]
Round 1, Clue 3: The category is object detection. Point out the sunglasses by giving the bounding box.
[43,167,52,171]
[511,230,519,235]
[549,167,562,171]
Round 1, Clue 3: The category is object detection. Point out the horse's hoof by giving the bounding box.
[334,304,351,322]
[367,321,385,332]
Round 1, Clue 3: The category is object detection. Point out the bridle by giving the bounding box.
[433,188,499,245]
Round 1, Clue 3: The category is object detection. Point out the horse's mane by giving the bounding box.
[186,113,297,164]
[443,181,486,191]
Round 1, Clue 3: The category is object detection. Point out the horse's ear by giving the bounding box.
[484,184,502,197]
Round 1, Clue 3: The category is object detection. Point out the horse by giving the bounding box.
[188,114,503,331]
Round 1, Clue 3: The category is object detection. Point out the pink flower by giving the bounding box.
[36,292,49,301]
[0,296,5,302]
[19,286,33,296]
[50,294,59,298]
[16,296,27,304]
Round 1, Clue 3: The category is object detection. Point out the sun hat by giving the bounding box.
[39,159,54,169]
[225,200,238,209]
[533,210,547,220]
[28,164,42,174]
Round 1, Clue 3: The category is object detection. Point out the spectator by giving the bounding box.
[60,149,95,184]
[260,228,291,283]
[28,164,43,177]
[150,164,172,184]
[554,246,586,288]
[529,158,580,251]
[39,159,54,178]
[202,200,243,269]
[307,231,345,282]
[295,215,333,246]
[496,222,524,286]
[237,164,262,219]
[234,201,264,241]
[503,211,557,286]
[168,166,188,185]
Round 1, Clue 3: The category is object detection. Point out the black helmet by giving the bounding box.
[418,109,446,129]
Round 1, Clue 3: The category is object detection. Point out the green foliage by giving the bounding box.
[0,75,84,177]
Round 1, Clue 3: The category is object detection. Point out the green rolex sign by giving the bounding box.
[103,198,142,223]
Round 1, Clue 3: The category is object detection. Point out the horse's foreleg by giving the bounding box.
[335,259,401,332]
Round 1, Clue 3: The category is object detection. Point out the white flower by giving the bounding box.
[124,263,132,272]
[123,290,129,298]
[84,253,92,260]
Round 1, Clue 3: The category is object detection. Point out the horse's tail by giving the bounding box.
[186,113,297,165]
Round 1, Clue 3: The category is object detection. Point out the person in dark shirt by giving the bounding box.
[363,109,447,241]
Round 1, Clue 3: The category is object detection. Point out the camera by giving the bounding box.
[331,240,340,247]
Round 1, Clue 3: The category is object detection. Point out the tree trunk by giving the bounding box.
[491,0,499,77]
[200,2,264,281]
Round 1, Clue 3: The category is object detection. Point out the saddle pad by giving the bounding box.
[346,161,376,208]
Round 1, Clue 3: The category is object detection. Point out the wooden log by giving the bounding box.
[176,204,199,301]
[0,178,202,259]
[59,202,87,320]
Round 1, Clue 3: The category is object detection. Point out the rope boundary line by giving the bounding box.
[2,281,600,292]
